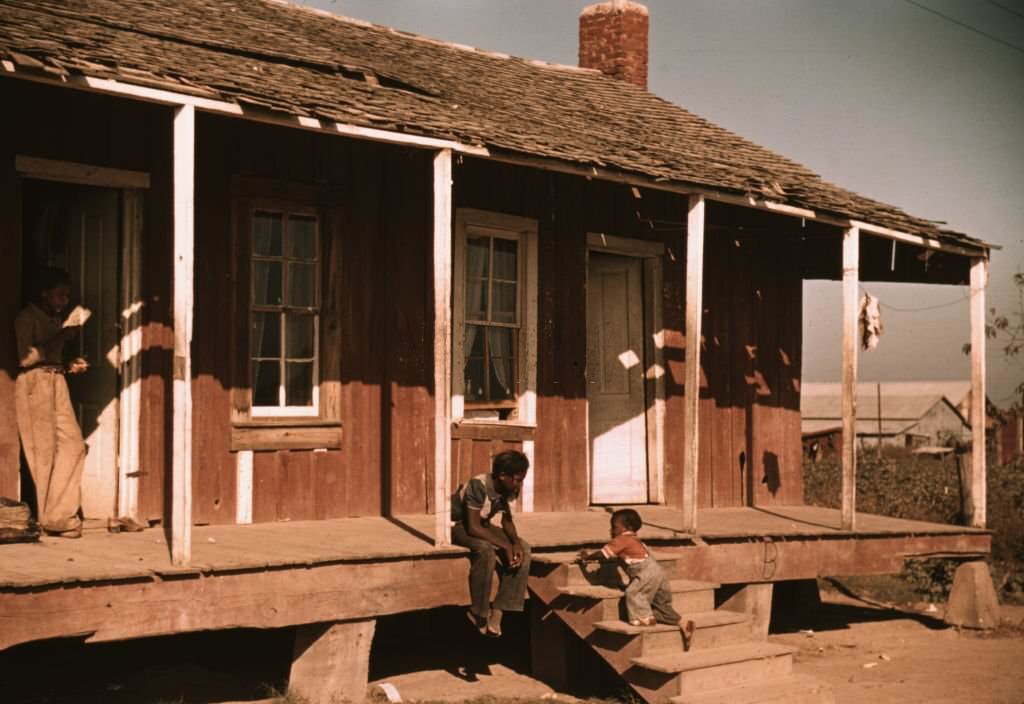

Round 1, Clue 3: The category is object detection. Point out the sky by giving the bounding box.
[310,0,1024,407]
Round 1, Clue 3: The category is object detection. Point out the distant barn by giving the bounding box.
[801,381,977,452]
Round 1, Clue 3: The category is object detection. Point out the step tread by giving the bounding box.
[557,579,719,599]
[534,550,695,565]
[593,610,748,635]
[670,674,831,704]
[631,642,796,674]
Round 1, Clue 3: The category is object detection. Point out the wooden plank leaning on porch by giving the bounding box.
[968,258,988,528]
[171,104,195,564]
[433,149,453,546]
[682,195,705,533]
[841,226,859,531]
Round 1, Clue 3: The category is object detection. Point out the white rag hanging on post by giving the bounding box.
[860,292,883,351]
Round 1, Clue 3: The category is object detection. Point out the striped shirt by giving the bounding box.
[451,473,519,525]
[601,531,649,565]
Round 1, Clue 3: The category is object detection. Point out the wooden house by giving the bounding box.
[0,1,995,702]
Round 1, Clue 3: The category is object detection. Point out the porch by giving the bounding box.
[0,506,989,652]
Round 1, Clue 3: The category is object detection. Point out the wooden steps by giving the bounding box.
[670,673,836,704]
[629,643,796,701]
[556,579,717,613]
[529,553,833,704]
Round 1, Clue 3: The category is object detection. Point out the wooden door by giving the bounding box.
[59,188,121,519]
[587,252,648,504]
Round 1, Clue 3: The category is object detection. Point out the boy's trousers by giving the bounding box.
[452,523,531,618]
[624,554,682,624]
[15,368,86,532]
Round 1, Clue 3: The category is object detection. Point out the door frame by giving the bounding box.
[15,155,149,519]
[585,232,667,504]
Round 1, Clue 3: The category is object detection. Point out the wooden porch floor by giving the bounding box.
[0,506,987,590]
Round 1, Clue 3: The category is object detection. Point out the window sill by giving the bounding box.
[231,421,342,451]
[451,419,536,442]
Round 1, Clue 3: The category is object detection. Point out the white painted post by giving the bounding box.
[171,104,195,564]
[682,194,705,534]
[433,149,453,546]
[969,258,988,528]
[236,450,254,524]
[841,227,859,531]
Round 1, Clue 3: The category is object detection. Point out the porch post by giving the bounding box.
[171,104,195,565]
[682,194,705,534]
[433,149,453,546]
[840,226,859,531]
[968,257,988,528]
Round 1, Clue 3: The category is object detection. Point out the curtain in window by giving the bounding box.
[464,238,489,378]
[488,327,513,399]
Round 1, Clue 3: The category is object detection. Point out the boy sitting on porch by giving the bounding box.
[451,450,531,638]
[578,508,696,649]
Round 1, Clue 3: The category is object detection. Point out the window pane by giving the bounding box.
[287,262,316,307]
[286,313,315,359]
[287,216,318,260]
[252,312,280,358]
[465,325,485,360]
[492,281,517,324]
[253,261,282,305]
[464,358,485,402]
[253,212,282,256]
[487,327,515,399]
[253,360,280,406]
[493,238,517,280]
[465,236,489,320]
[286,362,314,406]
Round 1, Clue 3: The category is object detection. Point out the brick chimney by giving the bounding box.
[579,0,649,89]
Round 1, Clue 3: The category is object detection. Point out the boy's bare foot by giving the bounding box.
[680,619,696,651]
[485,608,503,637]
[465,609,487,635]
[629,617,657,627]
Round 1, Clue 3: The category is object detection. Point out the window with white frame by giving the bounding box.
[453,210,537,423]
[250,209,320,416]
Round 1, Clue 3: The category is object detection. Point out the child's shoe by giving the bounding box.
[629,617,657,627]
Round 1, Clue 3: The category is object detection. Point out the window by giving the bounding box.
[250,210,320,416]
[453,210,537,424]
[464,234,519,406]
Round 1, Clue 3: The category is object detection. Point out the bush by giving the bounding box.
[804,450,1024,601]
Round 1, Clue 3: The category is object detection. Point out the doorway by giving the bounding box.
[21,179,122,520]
[586,239,665,505]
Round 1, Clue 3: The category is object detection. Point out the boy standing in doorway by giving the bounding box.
[451,450,532,637]
[14,267,89,538]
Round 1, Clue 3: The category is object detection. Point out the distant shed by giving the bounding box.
[801,381,974,450]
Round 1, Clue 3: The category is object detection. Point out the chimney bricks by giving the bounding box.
[579,0,649,89]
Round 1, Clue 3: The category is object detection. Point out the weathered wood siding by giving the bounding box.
[191,115,434,524]
[455,161,805,511]
[1,79,172,519]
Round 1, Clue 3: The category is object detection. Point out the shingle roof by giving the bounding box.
[0,0,989,251]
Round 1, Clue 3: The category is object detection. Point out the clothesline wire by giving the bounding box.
[859,285,970,313]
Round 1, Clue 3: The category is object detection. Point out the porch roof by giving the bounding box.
[0,0,992,255]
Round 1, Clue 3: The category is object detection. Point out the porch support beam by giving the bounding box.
[433,149,453,547]
[841,227,859,531]
[170,104,195,565]
[682,195,705,534]
[968,258,988,528]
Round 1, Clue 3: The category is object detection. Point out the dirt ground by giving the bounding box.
[770,595,1024,704]
[369,596,1024,704]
